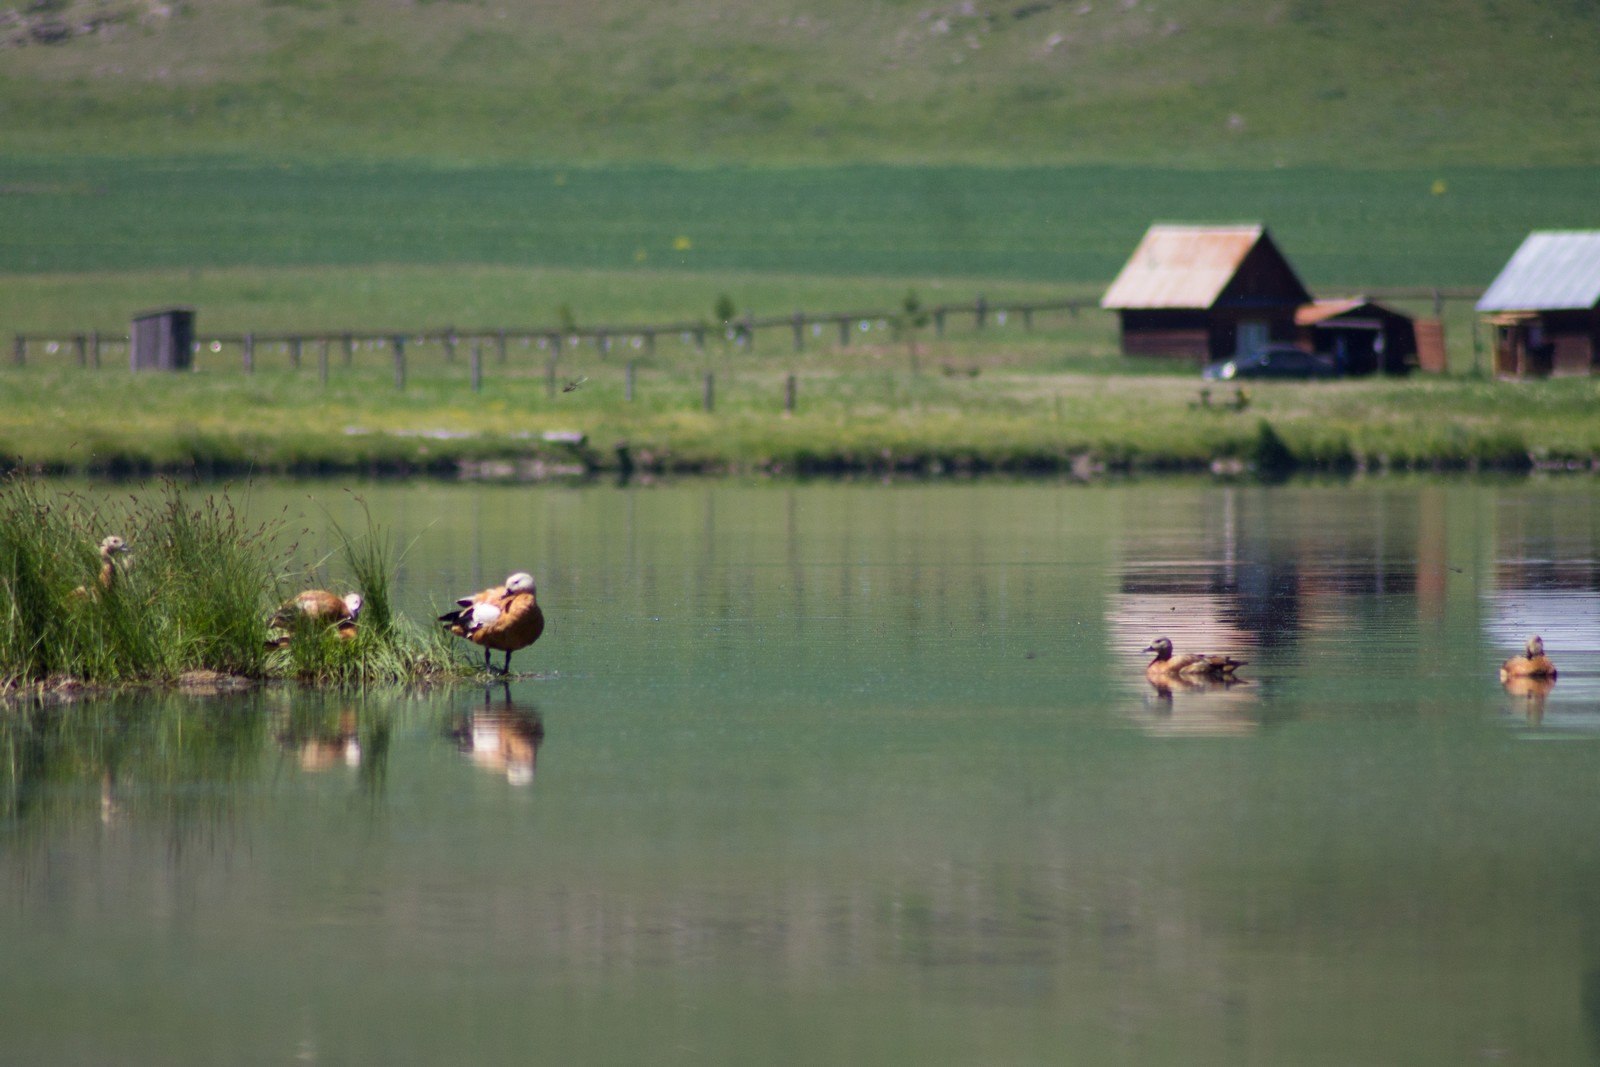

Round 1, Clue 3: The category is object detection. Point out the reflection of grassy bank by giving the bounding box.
[0,477,464,691]
[2,360,1598,479]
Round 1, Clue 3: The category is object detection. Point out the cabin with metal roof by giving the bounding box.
[1476,231,1600,378]
[1295,298,1417,375]
[1101,224,1312,363]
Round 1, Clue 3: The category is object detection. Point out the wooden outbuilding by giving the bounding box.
[1101,224,1312,363]
[129,306,195,372]
[1477,231,1600,378]
[1295,298,1417,375]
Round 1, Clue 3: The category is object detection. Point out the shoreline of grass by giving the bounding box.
[0,477,486,694]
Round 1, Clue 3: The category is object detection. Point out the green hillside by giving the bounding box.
[2,0,1598,166]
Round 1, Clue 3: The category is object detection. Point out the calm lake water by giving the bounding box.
[4,479,1600,1065]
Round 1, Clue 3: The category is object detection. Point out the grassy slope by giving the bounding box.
[1,0,1598,167]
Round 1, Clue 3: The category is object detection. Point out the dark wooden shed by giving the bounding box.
[1295,298,1417,375]
[1100,224,1312,363]
[130,306,195,372]
[1476,232,1600,378]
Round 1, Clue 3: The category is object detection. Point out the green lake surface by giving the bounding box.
[4,479,1599,1064]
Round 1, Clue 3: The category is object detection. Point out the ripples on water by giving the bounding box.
[3,480,1600,1064]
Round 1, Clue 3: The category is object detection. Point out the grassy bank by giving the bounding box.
[1,348,1596,480]
[0,477,470,693]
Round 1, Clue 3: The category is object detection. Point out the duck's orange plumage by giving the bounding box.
[439,571,545,674]
[1500,635,1557,681]
[1143,636,1245,680]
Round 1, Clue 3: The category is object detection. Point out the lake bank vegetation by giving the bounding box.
[0,477,469,697]
[1,336,1597,482]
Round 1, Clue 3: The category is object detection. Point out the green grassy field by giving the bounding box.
[3,0,1598,168]
[2,158,1595,290]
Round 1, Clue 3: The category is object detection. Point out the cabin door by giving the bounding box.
[1236,319,1269,356]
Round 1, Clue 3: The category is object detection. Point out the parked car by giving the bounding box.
[1201,345,1339,381]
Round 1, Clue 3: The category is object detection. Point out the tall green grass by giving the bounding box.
[0,476,466,691]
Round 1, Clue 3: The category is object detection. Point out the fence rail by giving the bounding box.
[9,288,1486,391]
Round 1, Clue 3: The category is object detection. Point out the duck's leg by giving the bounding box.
[502,650,514,674]
[483,648,494,673]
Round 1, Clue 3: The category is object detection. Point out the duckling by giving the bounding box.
[71,535,129,598]
[439,571,545,674]
[265,589,362,648]
[1499,635,1557,681]
[1144,636,1245,680]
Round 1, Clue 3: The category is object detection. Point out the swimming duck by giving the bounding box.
[1144,636,1245,680]
[439,571,545,674]
[1499,635,1557,681]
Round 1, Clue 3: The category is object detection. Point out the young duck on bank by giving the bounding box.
[1500,635,1557,681]
[439,571,545,674]
[1143,636,1246,681]
[72,535,130,598]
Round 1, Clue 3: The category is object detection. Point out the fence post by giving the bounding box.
[1432,288,1443,319]
[1023,306,1033,331]
[792,311,805,352]
[934,308,946,338]
[975,295,988,329]
[12,335,23,366]
[74,334,87,368]
[318,338,330,386]
[444,330,457,364]
[625,360,636,402]
[343,333,355,366]
[597,331,610,360]
[289,337,302,369]
[742,314,755,354]
[496,330,508,365]
[393,336,406,390]
[470,339,483,393]
[784,373,796,415]
[703,371,714,413]
[89,330,100,369]
[838,317,850,347]
[644,330,656,357]
[694,327,706,352]
[243,333,255,374]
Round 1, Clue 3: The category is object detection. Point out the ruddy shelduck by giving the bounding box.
[1143,636,1246,681]
[1500,635,1557,682]
[438,571,545,674]
[265,589,363,647]
[72,534,129,598]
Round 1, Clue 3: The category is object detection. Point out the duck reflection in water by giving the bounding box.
[1135,674,1259,737]
[449,683,545,786]
[277,703,362,771]
[1502,674,1556,726]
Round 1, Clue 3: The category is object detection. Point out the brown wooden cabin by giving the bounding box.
[1295,298,1417,375]
[1477,231,1600,378]
[1100,224,1312,364]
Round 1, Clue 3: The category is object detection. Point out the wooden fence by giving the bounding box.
[8,288,1487,393]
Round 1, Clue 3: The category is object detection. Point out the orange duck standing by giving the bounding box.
[439,571,545,674]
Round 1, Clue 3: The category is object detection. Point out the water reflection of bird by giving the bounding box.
[1500,635,1557,681]
[72,534,129,598]
[439,572,545,674]
[278,706,362,771]
[449,684,544,785]
[266,589,362,648]
[1143,637,1245,681]
[1502,674,1555,725]
[1135,676,1257,736]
